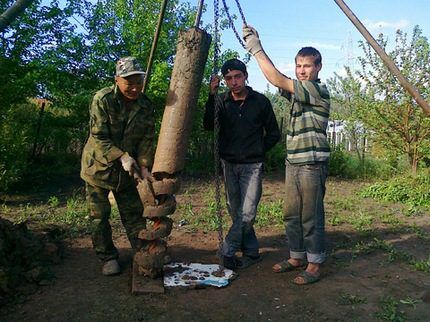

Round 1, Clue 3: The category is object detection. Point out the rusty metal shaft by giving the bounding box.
[334,0,430,116]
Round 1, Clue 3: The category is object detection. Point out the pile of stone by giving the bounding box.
[0,217,63,304]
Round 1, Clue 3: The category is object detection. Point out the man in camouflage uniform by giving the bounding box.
[81,57,154,276]
[243,26,330,285]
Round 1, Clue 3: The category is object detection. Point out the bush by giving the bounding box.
[359,171,430,209]
[265,143,286,173]
[0,103,39,192]
[328,146,398,179]
[328,146,349,177]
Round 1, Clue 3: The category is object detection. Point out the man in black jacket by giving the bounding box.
[204,58,280,269]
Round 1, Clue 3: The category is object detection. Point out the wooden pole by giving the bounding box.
[194,0,204,27]
[0,0,34,32]
[334,0,430,116]
[142,0,168,94]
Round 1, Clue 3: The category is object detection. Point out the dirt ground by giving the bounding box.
[1,172,429,322]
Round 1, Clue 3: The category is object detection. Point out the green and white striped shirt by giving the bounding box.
[280,79,330,164]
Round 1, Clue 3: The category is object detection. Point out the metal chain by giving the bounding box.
[213,0,224,266]
[220,0,247,49]
[213,0,220,74]
[233,0,247,26]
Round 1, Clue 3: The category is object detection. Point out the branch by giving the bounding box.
[0,0,34,33]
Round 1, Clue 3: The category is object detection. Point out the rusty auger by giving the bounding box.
[132,27,211,283]
[134,176,178,278]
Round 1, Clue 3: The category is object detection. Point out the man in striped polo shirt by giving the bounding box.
[243,25,330,285]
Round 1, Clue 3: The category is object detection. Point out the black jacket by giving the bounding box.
[204,86,280,163]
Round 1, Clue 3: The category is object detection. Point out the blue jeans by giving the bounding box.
[284,162,328,264]
[221,159,263,258]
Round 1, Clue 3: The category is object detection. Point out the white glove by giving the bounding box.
[242,25,263,56]
[120,152,139,177]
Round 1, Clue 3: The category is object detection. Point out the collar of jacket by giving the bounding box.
[223,86,256,103]
[113,84,147,107]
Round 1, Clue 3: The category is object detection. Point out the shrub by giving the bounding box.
[265,143,286,173]
[328,146,398,179]
[359,171,430,209]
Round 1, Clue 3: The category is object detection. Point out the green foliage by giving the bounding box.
[351,237,430,274]
[264,144,285,173]
[255,199,283,227]
[2,194,90,236]
[359,173,430,209]
[411,256,430,273]
[337,292,367,306]
[328,146,349,177]
[1,0,289,188]
[328,26,430,174]
[374,296,406,322]
[177,199,228,232]
[350,211,374,232]
[47,196,59,207]
[328,146,395,179]
[0,102,39,191]
[399,297,422,309]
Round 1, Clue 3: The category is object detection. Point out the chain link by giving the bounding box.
[213,0,224,267]
[221,0,247,49]
[213,0,220,74]
[233,0,247,26]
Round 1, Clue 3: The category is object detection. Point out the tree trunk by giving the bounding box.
[0,0,34,32]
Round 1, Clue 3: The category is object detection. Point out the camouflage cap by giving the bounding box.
[115,56,146,78]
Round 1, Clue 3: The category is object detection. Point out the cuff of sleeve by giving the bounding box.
[106,148,125,163]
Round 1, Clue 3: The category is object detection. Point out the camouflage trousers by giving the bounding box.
[85,183,146,262]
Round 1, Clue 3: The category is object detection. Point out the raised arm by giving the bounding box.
[242,25,295,94]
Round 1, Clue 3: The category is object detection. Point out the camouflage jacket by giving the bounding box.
[80,85,155,191]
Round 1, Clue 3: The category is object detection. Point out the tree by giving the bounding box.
[0,0,250,189]
[329,26,430,174]
[328,67,371,164]
[0,0,200,190]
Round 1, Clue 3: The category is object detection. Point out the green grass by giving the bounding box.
[359,173,430,210]
[378,212,403,226]
[411,256,430,273]
[255,199,283,227]
[351,238,430,273]
[328,197,358,211]
[2,194,90,236]
[337,292,367,306]
[374,296,406,322]
[406,224,429,240]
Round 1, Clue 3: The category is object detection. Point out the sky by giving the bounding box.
[194,0,430,93]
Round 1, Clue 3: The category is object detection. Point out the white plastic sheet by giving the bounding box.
[163,262,235,288]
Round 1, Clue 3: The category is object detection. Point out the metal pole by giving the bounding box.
[194,0,204,28]
[142,0,169,94]
[334,0,430,116]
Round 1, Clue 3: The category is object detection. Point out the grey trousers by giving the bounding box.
[221,159,263,258]
[284,162,328,264]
